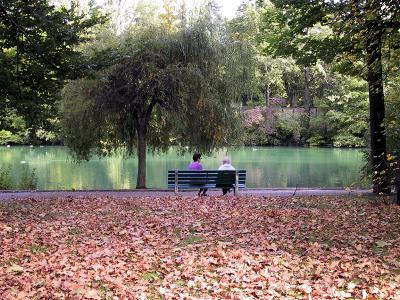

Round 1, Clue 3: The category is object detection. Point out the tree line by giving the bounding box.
[0,0,399,199]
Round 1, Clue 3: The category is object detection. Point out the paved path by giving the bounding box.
[0,188,372,201]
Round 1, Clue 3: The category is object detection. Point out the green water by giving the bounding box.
[0,146,368,189]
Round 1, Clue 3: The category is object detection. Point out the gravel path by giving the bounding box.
[0,188,372,201]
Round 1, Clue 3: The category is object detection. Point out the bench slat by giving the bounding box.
[168,170,246,193]
[167,184,246,188]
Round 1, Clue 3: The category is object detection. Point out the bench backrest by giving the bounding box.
[167,170,246,189]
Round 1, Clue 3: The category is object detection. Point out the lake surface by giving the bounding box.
[0,146,368,190]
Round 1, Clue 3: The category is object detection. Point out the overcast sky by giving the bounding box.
[154,0,245,19]
[206,0,244,19]
[53,0,245,20]
[129,0,245,19]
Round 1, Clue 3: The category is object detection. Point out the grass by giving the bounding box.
[142,271,162,282]
[29,244,48,255]
[179,234,205,247]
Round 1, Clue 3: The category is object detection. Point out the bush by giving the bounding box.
[307,135,326,147]
[0,166,13,190]
[332,133,365,148]
[0,130,26,145]
[276,116,302,145]
[18,167,38,190]
[244,124,280,146]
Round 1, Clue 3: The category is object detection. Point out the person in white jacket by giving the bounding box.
[218,156,235,195]
[218,156,235,171]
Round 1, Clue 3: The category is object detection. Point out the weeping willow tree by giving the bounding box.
[59,20,253,188]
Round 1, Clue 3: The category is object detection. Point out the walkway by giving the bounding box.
[0,188,371,201]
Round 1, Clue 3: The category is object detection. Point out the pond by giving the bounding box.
[0,146,368,190]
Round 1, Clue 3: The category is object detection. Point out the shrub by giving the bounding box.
[276,116,302,145]
[0,130,26,145]
[18,167,38,190]
[307,135,326,147]
[0,166,13,190]
[244,124,280,146]
[332,133,365,148]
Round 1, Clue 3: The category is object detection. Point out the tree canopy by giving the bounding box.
[60,18,252,188]
[1,0,400,197]
[259,0,400,193]
[0,0,105,142]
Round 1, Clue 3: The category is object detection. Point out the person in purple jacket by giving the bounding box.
[188,153,208,196]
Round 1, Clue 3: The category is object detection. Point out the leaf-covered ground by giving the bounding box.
[1,195,400,299]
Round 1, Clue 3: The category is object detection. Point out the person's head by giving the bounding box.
[222,156,231,165]
[193,153,202,162]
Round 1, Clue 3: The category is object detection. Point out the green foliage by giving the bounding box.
[332,134,365,148]
[276,115,302,145]
[60,18,252,187]
[0,109,28,144]
[306,114,330,145]
[0,165,38,190]
[18,167,38,190]
[59,78,104,160]
[243,89,368,147]
[0,130,24,145]
[382,88,400,193]
[262,0,400,193]
[318,75,369,148]
[62,24,245,157]
[0,0,106,142]
[307,135,325,147]
[385,73,400,153]
[244,124,279,146]
[0,166,13,190]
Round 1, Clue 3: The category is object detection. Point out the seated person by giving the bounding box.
[218,156,235,195]
[188,153,208,196]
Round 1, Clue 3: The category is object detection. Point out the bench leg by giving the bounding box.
[234,171,239,195]
[174,170,178,195]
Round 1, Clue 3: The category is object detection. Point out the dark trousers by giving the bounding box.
[198,188,208,196]
[222,188,230,195]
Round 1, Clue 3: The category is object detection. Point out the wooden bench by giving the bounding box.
[168,170,246,195]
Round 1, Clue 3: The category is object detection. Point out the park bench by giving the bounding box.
[168,170,246,195]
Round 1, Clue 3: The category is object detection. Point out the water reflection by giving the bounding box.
[0,146,368,189]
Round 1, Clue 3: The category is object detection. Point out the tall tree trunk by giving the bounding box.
[303,67,311,112]
[397,184,400,205]
[397,154,400,205]
[136,129,147,189]
[292,92,297,107]
[283,71,294,107]
[265,84,270,107]
[366,27,390,194]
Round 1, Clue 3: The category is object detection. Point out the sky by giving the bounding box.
[200,0,244,19]
[117,0,244,20]
[52,0,246,20]
[146,0,245,19]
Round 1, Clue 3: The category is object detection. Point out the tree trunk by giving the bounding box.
[396,154,400,205]
[303,67,311,112]
[366,27,390,194]
[265,84,270,107]
[136,129,147,189]
[292,92,297,107]
[283,71,294,107]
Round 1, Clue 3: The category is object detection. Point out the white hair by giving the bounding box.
[222,156,231,164]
